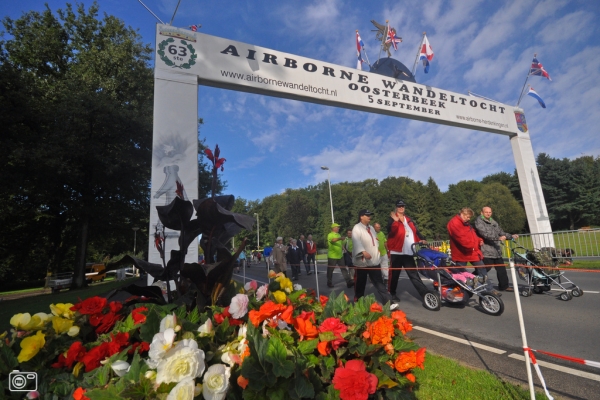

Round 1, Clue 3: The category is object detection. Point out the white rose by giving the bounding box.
[111,360,130,377]
[228,294,249,319]
[202,364,230,400]
[67,326,80,337]
[156,339,206,384]
[167,377,195,400]
[160,313,177,332]
[293,283,302,291]
[197,318,213,337]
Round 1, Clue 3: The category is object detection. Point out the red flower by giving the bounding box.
[81,344,109,372]
[175,180,185,199]
[319,295,329,306]
[73,387,90,400]
[108,301,123,313]
[129,341,150,355]
[332,359,378,400]
[52,341,86,370]
[131,306,148,324]
[237,375,249,389]
[94,312,121,334]
[319,318,348,350]
[71,296,107,315]
[107,332,130,356]
[370,303,383,313]
[214,312,225,325]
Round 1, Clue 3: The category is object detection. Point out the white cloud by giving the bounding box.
[536,11,594,43]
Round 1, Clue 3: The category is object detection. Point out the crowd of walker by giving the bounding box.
[235,199,519,310]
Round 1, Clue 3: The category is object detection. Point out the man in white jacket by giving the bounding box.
[352,209,398,308]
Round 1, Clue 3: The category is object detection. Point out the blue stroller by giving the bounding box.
[413,243,504,316]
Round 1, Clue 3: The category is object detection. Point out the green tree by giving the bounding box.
[0,3,154,288]
[473,183,527,234]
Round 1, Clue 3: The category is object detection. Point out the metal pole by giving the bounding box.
[507,242,536,399]
[411,32,425,77]
[517,54,534,106]
[132,227,140,277]
[314,258,320,298]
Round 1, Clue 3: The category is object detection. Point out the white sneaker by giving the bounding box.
[390,303,400,311]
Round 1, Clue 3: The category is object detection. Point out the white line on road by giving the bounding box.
[412,326,506,354]
[509,353,600,382]
[549,289,599,293]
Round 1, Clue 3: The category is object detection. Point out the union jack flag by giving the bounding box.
[530,55,551,81]
[190,24,200,32]
[385,23,402,51]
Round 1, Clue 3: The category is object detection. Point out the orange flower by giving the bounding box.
[280,305,294,324]
[370,303,383,313]
[317,341,330,356]
[394,348,426,373]
[384,343,395,355]
[248,301,288,327]
[293,312,319,341]
[319,295,328,306]
[391,310,412,334]
[405,373,416,383]
[73,387,90,400]
[237,375,249,389]
[364,316,395,345]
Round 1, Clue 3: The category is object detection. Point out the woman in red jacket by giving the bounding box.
[447,208,495,293]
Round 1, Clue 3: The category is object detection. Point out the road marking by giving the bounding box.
[412,326,506,354]
[549,289,599,293]
[509,353,600,382]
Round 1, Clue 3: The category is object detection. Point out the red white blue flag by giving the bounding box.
[530,56,551,81]
[385,23,402,51]
[356,31,365,70]
[527,87,546,108]
[419,35,434,73]
[189,25,200,32]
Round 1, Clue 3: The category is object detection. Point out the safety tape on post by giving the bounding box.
[523,347,554,400]
[529,348,600,369]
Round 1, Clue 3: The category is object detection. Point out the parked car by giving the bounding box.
[85,263,106,283]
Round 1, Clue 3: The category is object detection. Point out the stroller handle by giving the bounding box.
[411,242,430,255]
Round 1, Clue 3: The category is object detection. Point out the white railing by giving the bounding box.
[505,228,600,259]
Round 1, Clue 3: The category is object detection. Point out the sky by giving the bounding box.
[3,0,600,202]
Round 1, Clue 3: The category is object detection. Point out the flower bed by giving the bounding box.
[1,273,426,399]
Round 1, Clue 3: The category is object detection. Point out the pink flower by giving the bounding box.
[229,294,249,319]
[256,284,268,301]
[244,280,258,291]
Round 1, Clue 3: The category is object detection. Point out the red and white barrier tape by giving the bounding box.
[523,347,554,400]
[530,348,600,369]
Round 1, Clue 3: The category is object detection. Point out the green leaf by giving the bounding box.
[123,352,142,381]
[287,368,315,399]
[85,385,121,400]
[139,307,161,343]
[297,339,318,355]
[119,377,155,400]
[318,331,336,342]
[265,385,287,400]
[265,338,294,378]
[0,345,19,374]
[373,368,399,389]
[187,306,201,324]
[319,355,336,381]
[241,356,273,391]
[380,361,397,380]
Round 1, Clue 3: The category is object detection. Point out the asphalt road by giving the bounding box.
[235,262,600,399]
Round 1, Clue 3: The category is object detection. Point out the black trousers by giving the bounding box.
[483,257,509,290]
[306,253,316,273]
[354,264,393,304]
[388,254,430,298]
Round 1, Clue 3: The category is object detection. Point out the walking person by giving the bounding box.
[306,234,317,275]
[263,243,273,270]
[287,238,303,280]
[447,207,497,294]
[297,234,308,275]
[327,223,353,288]
[352,209,398,309]
[474,207,518,292]
[272,237,288,276]
[343,229,355,279]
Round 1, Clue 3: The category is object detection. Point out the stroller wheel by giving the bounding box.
[533,286,543,294]
[559,292,573,301]
[423,291,441,311]
[479,292,504,316]
[520,288,532,297]
[571,288,583,297]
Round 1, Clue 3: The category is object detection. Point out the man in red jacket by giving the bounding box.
[447,207,496,293]
[386,200,433,304]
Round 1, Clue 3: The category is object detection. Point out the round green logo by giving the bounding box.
[157,38,197,69]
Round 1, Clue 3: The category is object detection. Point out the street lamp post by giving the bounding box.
[321,166,334,223]
[254,213,260,249]
[132,226,140,277]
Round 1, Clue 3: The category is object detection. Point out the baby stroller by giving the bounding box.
[413,243,504,315]
[511,242,583,301]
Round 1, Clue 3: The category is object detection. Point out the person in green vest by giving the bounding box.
[343,229,355,279]
[327,223,353,288]
[374,222,389,283]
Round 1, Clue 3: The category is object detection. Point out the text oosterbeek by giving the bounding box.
[220,44,507,115]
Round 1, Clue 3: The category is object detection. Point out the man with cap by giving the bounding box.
[386,200,432,304]
[352,209,398,308]
[327,223,353,288]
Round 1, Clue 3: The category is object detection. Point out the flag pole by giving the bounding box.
[411,32,426,77]
[378,20,389,61]
[516,53,535,106]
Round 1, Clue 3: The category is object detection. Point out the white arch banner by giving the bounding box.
[149,24,552,265]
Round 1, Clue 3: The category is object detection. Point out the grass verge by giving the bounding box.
[0,278,137,332]
[412,352,546,399]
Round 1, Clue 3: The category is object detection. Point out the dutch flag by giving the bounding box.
[527,87,546,109]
